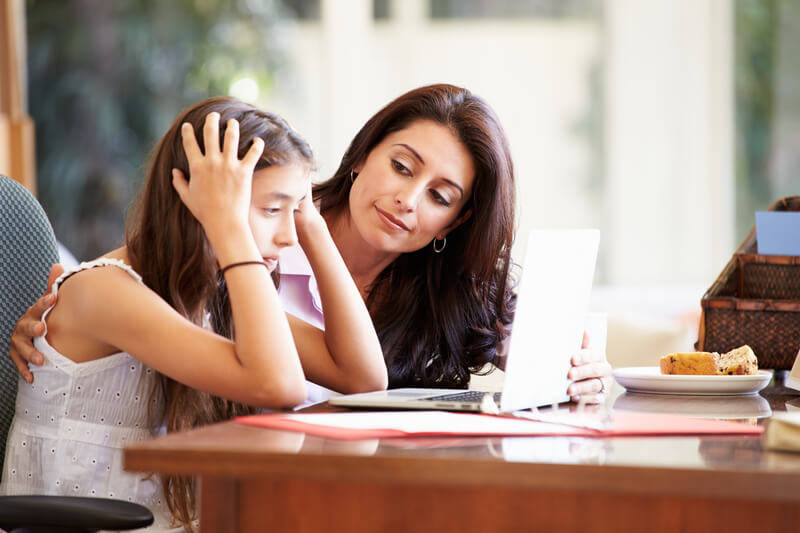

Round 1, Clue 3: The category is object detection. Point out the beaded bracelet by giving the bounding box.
[220,260,268,276]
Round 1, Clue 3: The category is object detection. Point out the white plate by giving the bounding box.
[612,367,772,396]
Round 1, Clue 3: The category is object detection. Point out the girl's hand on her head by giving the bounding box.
[293,181,325,241]
[566,331,612,403]
[9,263,65,384]
[171,113,264,238]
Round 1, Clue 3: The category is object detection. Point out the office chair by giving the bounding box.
[0,175,154,532]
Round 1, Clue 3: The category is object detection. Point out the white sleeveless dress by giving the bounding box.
[0,258,183,531]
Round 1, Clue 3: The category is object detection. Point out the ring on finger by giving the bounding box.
[596,377,606,393]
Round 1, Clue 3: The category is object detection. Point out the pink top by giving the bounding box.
[278,245,323,329]
[278,245,336,406]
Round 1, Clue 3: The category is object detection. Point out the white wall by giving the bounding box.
[604,0,734,285]
[263,0,734,289]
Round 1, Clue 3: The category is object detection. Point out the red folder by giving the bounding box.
[235,410,763,440]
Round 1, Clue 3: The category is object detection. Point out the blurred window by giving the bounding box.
[734,0,800,241]
[281,0,320,20]
[429,0,596,19]
[26,0,290,260]
[373,0,390,20]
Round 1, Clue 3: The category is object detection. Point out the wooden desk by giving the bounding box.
[125,377,800,533]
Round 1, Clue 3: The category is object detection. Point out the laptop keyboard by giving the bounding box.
[421,390,501,403]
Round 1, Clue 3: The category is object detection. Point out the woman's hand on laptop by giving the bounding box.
[566,331,612,403]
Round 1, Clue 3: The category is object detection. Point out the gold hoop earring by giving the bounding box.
[433,237,446,253]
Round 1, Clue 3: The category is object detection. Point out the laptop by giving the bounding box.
[329,229,600,413]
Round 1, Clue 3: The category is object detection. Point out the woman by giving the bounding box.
[262,83,608,397]
[11,84,610,400]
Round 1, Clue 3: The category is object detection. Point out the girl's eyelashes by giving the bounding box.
[263,198,304,216]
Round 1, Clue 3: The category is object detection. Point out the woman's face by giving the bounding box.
[349,119,475,256]
[248,163,309,271]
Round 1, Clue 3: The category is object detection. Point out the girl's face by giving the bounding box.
[349,119,475,257]
[248,163,310,271]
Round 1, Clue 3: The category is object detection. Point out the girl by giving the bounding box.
[0,97,386,531]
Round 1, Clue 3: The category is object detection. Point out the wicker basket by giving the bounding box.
[696,196,800,369]
[737,253,800,299]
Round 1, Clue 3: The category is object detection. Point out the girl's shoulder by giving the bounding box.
[47,258,146,317]
[55,257,143,288]
[39,258,152,361]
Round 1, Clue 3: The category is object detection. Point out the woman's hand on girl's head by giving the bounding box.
[9,263,64,384]
[566,331,612,403]
[171,113,265,240]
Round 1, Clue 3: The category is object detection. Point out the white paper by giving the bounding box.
[763,412,800,453]
[787,349,800,392]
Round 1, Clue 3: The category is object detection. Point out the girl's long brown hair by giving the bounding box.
[314,84,517,388]
[125,97,313,530]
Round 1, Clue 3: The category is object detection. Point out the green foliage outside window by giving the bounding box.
[26,0,287,260]
[735,0,800,240]
[735,0,776,240]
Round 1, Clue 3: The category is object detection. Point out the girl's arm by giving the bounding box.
[170,113,306,405]
[52,264,305,408]
[287,192,387,393]
[47,113,306,408]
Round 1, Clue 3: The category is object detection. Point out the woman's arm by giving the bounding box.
[493,330,610,402]
[287,193,387,393]
[9,263,64,383]
[567,331,612,402]
[495,291,611,402]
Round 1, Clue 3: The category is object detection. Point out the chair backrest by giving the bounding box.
[0,175,59,468]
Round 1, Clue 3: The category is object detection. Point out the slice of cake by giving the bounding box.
[719,345,759,375]
[659,352,720,375]
[659,345,758,375]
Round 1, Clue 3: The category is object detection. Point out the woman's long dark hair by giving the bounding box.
[125,96,313,530]
[314,84,517,388]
